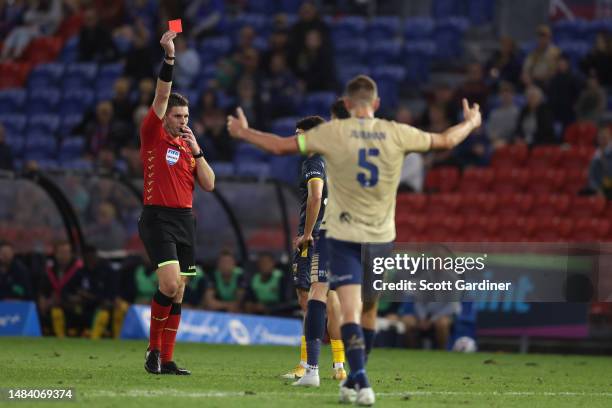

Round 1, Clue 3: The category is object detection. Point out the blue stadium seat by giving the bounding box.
[60,35,79,63]
[96,62,124,93]
[5,133,25,157]
[0,89,27,114]
[334,38,367,65]
[60,114,82,136]
[367,16,401,41]
[300,92,337,117]
[25,132,58,157]
[331,16,367,44]
[210,162,235,177]
[61,89,95,116]
[235,162,271,179]
[404,17,435,41]
[194,64,218,93]
[227,13,270,38]
[61,158,93,171]
[27,114,60,135]
[553,19,585,43]
[279,0,303,14]
[235,142,270,163]
[270,116,301,136]
[270,155,300,184]
[337,65,370,87]
[558,41,590,70]
[34,158,60,170]
[27,89,61,115]
[432,0,464,18]
[0,114,27,134]
[198,37,232,63]
[434,17,469,60]
[63,63,98,91]
[467,0,495,25]
[28,63,65,89]
[58,137,85,160]
[246,0,276,14]
[371,65,406,112]
[96,87,114,102]
[404,41,435,83]
[368,39,402,64]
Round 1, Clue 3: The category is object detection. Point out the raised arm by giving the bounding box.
[227,108,299,155]
[429,99,482,150]
[152,31,177,119]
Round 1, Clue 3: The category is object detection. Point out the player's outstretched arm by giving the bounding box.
[151,31,177,119]
[227,108,299,155]
[430,98,482,150]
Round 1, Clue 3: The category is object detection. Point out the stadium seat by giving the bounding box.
[553,19,584,42]
[432,0,464,18]
[269,116,301,136]
[62,63,98,91]
[198,37,232,63]
[496,193,534,216]
[25,132,58,157]
[525,168,566,194]
[27,89,61,115]
[425,166,460,192]
[0,89,27,114]
[403,41,435,83]
[61,158,93,171]
[530,194,571,217]
[59,35,79,63]
[235,142,269,163]
[58,137,85,160]
[491,144,529,168]
[210,162,235,178]
[570,196,606,218]
[60,114,83,137]
[396,215,428,242]
[492,167,529,193]
[403,17,435,40]
[367,16,401,42]
[331,16,367,44]
[563,168,589,194]
[28,63,65,89]
[427,215,464,242]
[457,167,494,193]
[27,114,61,135]
[461,215,499,241]
[245,0,276,14]
[433,17,469,60]
[21,36,62,64]
[396,193,428,217]
[0,62,32,89]
[531,217,574,241]
[337,64,369,87]
[300,92,337,117]
[96,62,124,92]
[371,65,406,111]
[560,146,595,169]
[5,133,25,157]
[564,121,598,147]
[458,193,497,215]
[55,12,83,42]
[368,39,402,64]
[526,145,563,169]
[0,114,27,134]
[427,193,462,215]
[557,41,590,69]
[269,155,301,184]
[572,218,610,241]
[235,162,271,179]
[335,38,367,65]
[60,89,95,116]
[467,0,495,25]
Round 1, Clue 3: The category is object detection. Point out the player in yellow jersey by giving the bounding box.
[227,75,481,406]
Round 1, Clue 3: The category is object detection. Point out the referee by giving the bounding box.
[140,30,215,375]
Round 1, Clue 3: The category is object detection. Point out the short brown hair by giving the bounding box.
[345,75,378,105]
[167,92,189,112]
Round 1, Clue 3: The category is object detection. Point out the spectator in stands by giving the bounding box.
[174,35,201,89]
[136,78,155,107]
[91,0,125,29]
[235,25,256,54]
[122,144,143,178]
[96,147,119,174]
[575,75,608,123]
[236,76,264,130]
[204,249,245,313]
[182,266,208,309]
[116,253,157,305]
[288,1,329,64]
[457,62,489,110]
[86,201,127,252]
[244,252,287,315]
[0,240,32,300]
[111,77,136,126]
[37,240,84,337]
[419,82,460,129]
[486,81,520,147]
[78,8,119,63]
[423,104,457,169]
[123,20,155,81]
[238,47,264,90]
[548,54,582,128]
[486,36,522,88]
[588,126,612,199]
[292,28,336,91]
[522,25,560,87]
[261,53,301,119]
[185,0,225,39]
[581,32,612,87]
[0,0,26,39]
[262,29,290,72]
[0,0,63,60]
[194,90,235,162]
[77,101,130,156]
[399,301,461,350]
[0,123,14,171]
[395,106,424,192]
[514,85,556,145]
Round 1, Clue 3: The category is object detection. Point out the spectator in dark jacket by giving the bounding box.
[515,85,556,145]
[0,124,13,171]
[548,54,582,127]
[581,32,612,87]
[293,29,336,91]
[78,8,118,63]
[486,36,522,89]
[0,241,32,300]
[588,126,612,198]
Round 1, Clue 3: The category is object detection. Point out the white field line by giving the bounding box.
[87,389,612,398]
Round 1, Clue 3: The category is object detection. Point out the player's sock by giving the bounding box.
[341,323,370,389]
[305,300,326,369]
[90,309,110,339]
[161,303,181,363]
[331,338,345,368]
[148,289,173,351]
[51,307,66,338]
[112,300,129,338]
[300,335,307,366]
[363,328,376,362]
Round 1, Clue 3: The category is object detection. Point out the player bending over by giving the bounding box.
[140,30,215,375]
[227,75,481,405]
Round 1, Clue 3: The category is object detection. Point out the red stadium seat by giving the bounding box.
[560,146,596,169]
[427,194,462,215]
[461,215,500,242]
[497,217,533,242]
[570,196,606,218]
[21,36,62,64]
[491,144,529,168]
[56,13,83,42]
[530,194,571,217]
[492,167,530,193]
[457,167,495,193]
[396,215,428,242]
[563,168,589,194]
[572,218,610,241]
[531,217,574,241]
[496,193,534,216]
[396,193,428,219]
[525,168,566,194]
[526,145,563,170]
[0,62,32,89]
[458,193,497,215]
[563,121,598,147]
[424,166,460,193]
[426,216,464,242]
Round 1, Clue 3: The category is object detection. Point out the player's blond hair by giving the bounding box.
[345,75,378,106]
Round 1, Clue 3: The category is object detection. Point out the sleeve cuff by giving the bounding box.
[297,133,307,155]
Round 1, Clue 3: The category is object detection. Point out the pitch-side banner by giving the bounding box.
[0,301,42,337]
[121,305,302,346]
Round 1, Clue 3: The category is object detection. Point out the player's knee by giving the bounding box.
[159,279,180,297]
[309,283,328,302]
[297,290,309,312]
[434,316,452,330]
[402,315,417,329]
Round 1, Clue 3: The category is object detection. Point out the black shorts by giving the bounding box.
[138,205,197,276]
[292,230,329,290]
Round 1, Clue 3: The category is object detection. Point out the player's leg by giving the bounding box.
[433,315,453,350]
[361,300,377,361]
[327,290,346,380]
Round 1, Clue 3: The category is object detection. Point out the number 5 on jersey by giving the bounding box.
[357,148,379,187]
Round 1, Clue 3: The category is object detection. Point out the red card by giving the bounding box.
[168,19,182,33]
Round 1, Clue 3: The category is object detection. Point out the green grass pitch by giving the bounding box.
[1,337,611,407]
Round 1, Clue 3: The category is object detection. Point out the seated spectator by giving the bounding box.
[194,90,235,162]
[182,266,208,309]
[0,0,26,39]
[262,29,290,72]
[419,82,460,128]
[588,126,612,199]
[457,62,489,110]
[96,147,120,174]
[288,1,330,62]
[244,252,287,315]
[137,78,155,107]
[514,85,556,145]
[486,81,520,147]
[204,250,245,313]
[548,54,582,127]
[0,241,32,300]
[111,77,136,127]
[400,301,461,350]
[261,53,301,119]
[486,36,522,88]
[37,240,85,337]
[86,201,127,251]
[123,20,155,81]
[581,32,612,87]
[522,25,560,88]
[293,28,336,92]
[75,101,131,156]
[0,123,13,171]
[78,8,119,62]
[575,75,608,123]
[236,77,264,130]
[117,253,157,305]
[174,36,200,89]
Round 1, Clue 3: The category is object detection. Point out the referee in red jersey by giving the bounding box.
[140,30,215,375]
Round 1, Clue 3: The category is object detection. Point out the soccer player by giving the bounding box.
[283,115,346,386]
[139,30,215,375]
[227,75,481,405]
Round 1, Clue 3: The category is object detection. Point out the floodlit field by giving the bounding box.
[1,337,611,407]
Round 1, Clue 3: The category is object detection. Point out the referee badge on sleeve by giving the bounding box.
[166,148,180,165]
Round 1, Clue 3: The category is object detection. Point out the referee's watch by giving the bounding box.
[193,150,204,159]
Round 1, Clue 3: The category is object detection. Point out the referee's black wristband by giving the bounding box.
[159,60,174,82]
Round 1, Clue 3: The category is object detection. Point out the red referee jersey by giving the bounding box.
[140,108,196,208]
